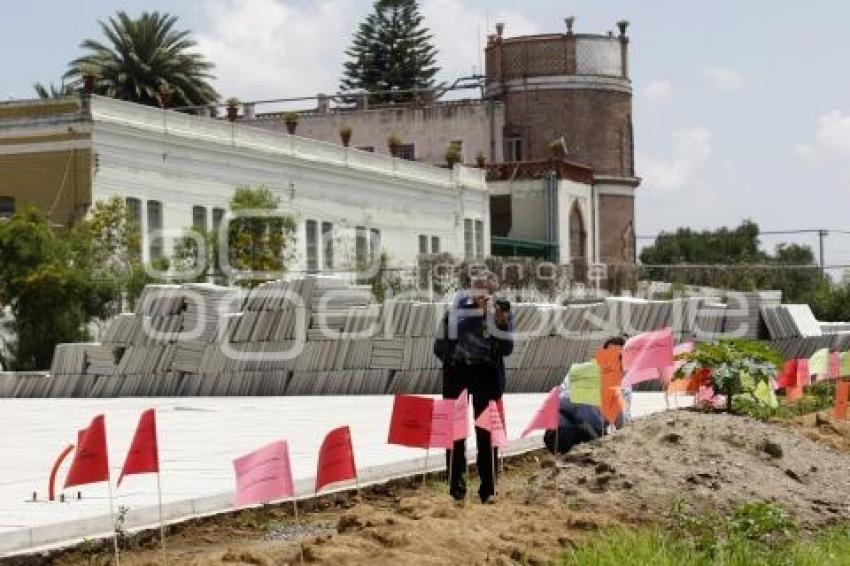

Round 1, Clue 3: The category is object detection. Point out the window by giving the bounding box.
[474,220,484,258]
[397,143,415,161]
[504,137,523,162]
[306,219,318,273]
[419,235,441,255]
[464,219,474,259]
[370,228,381,261]
[126,197,142,227]
[192,206,207,232]
[212,207,226,233]
[355,226,368,269]
[147,200,163,259]
[322,221,334,270]
[569,204,587,261]
[0,196,13,219]
[357,146,375,153]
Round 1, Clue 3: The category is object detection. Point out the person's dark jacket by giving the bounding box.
[433,293,513,395]
[543,398,605,455]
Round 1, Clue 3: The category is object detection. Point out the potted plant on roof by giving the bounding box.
[283,111,299,135]
[475,151,487,168]
[158,84,173,109]
[387,133,402,157]
[549,139,565,159]
[225,97,241,122]
[339,123,353,147]
[80,64,98,94]
[445,142,462,169]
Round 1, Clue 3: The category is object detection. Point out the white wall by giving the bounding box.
[89,97,489,275]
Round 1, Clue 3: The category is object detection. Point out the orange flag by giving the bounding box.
[785,385,804,404]
[601,386,624,425]
[834,381,850,420]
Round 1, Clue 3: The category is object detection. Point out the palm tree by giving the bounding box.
[32,82,76,99]
[64,11,219,108]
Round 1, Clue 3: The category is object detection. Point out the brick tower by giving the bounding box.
[484,18,639,267]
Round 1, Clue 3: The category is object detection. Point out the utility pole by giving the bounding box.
[818,229,828,276]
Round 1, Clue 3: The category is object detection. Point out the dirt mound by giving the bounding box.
[539,410,850,529]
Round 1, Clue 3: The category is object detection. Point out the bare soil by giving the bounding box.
[11,410,850,566]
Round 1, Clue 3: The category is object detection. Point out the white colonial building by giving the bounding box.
[0,96,490,275]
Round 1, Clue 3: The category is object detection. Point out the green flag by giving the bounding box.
[809,348,829,378]
[754,380,778,408]
[569,361,602,406]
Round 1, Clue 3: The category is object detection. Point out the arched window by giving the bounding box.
[569,203,587,261]
[0,196,14,219]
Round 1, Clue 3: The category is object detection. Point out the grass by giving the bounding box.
[560,524,850,566]
[560,501,850,566]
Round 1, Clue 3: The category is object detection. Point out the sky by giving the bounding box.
[3,0,850,271]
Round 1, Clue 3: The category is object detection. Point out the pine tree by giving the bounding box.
[341,0,439,104]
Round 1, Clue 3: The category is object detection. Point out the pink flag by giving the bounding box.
[660,342,695,384]
[475,401,507,448]
[828,352,841,381]
[453,390,470,442]
[521,387,560,437]
[622,328,674,386]
[233,440,295,507]
[429,399,454,449]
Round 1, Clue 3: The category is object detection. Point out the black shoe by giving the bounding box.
[480,494,497,504]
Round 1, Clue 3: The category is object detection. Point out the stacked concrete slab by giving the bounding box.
[4,279,848,398]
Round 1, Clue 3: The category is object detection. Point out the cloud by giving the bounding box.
[194,0,538,104]
[194,0,355,102]
[703,66,745,92]
[796,110,850,163]
[642,79,673,102]
[638,128,713,191]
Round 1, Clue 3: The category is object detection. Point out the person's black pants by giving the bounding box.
[442,364,501,502]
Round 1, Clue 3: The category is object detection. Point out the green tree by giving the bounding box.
[64,11,219,108]
[226,187,297,287]
[340,0,439,104]
[640,220,824,303]
[32,81,75,99]
[0,208,112,370]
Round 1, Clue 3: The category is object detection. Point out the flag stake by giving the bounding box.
[292,499,305,565]
[447,447,453,494]
[423,448,429,485]
[107,478,120,565]
[156,471,166,565]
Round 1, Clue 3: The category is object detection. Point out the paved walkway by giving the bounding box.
[0,392,685,555]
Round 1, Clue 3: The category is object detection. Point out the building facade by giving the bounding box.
[0,96,489,274]
[238,18,640,272]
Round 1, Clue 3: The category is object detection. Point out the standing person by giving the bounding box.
[434,275,513,503]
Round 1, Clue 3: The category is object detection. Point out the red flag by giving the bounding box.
[387,394,434,449]
[65,415,110,488]
[316,426,357,492]
[233,440,295,507]
[775,360,798,390]
[622,328,674,386]
[475,401,507,448]
[118,409,159,486]
[453,390,469,442]
[521,387,560,437]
